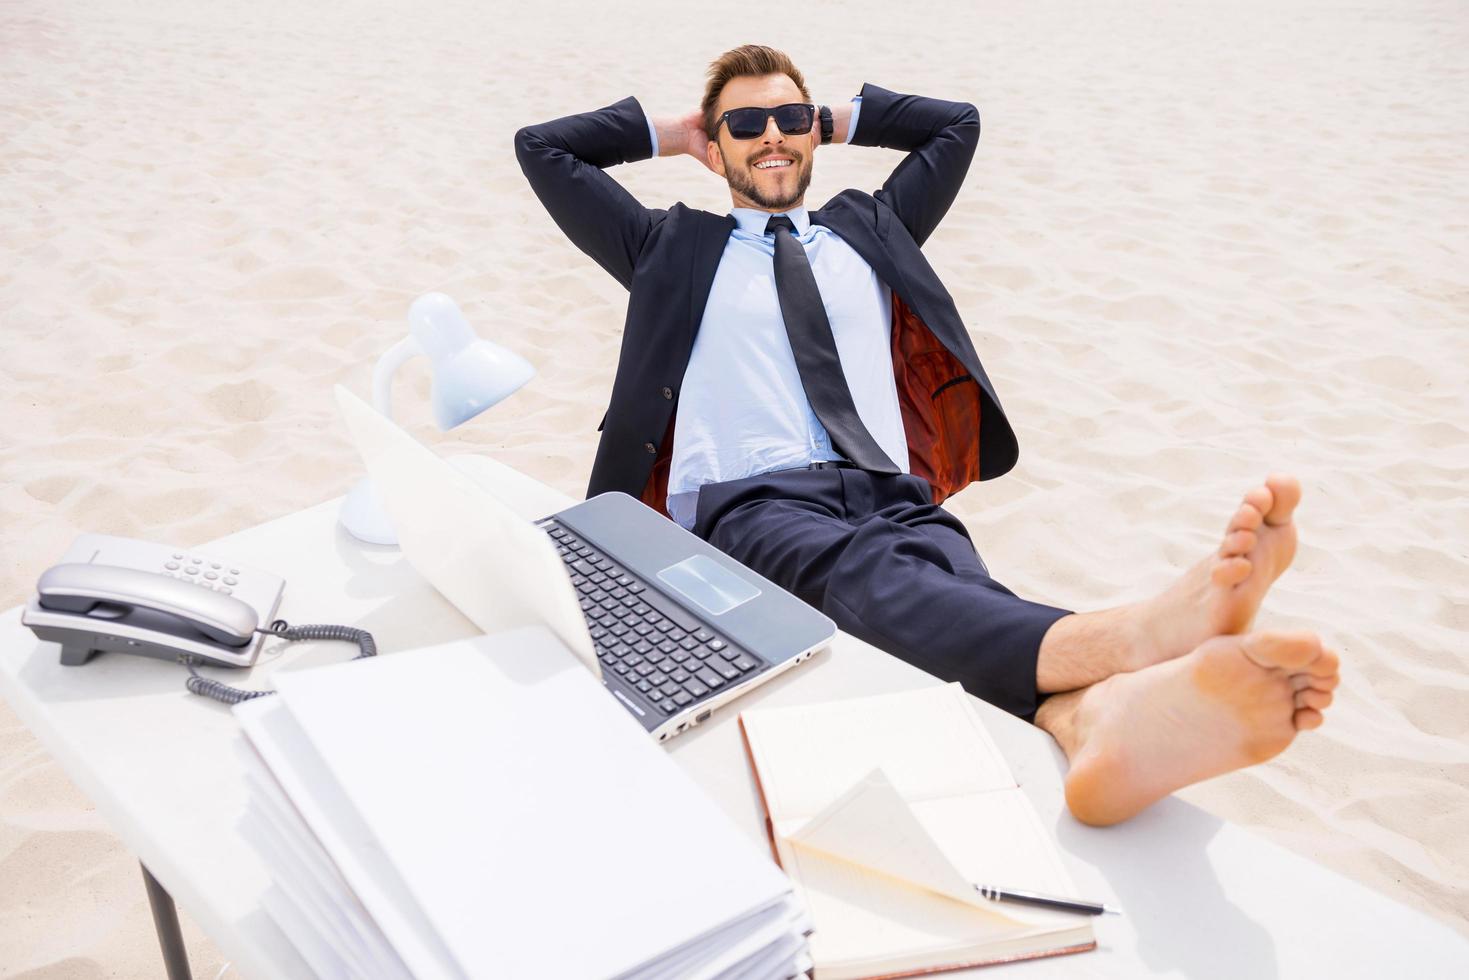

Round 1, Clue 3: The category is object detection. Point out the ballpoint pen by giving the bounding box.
[974,884,1123,917]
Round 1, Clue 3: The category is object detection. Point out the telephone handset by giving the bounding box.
[37,564,259,647]
[22,533,286,669]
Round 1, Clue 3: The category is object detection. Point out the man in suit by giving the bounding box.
[515,45,1340,825]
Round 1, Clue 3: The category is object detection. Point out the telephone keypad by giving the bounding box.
[158,551,263,596]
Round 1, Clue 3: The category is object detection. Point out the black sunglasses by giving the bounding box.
[715,102,816,140]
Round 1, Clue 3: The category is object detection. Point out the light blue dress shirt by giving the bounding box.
[639,96,893,530]
[663,190,909,530]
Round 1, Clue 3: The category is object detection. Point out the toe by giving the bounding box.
[1303,645,1341,679]
[1241,485,1273,521]
[1293,707,1324,730]
[1294,688,1333,711]
[1229,501,1266,535]
[1263,474,1302,527]
[1241,630,1323,671]
[1220,528,1257,557]
[1211,556,1252,587]
[1292,670,1340,692]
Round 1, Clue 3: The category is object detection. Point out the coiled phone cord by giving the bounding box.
[181,620,378,705]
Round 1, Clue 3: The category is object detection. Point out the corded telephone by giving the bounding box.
[22,533,286,669]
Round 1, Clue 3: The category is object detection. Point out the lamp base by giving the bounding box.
[338,476,398,546]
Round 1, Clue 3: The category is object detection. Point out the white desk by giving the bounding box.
[1,456,1465,979]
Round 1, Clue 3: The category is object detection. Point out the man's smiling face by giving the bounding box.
[709,73,818,212]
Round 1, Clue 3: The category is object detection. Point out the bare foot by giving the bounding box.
[1037,630,1339,826]
[1136,474,1302,668]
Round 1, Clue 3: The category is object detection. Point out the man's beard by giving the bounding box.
[725,155,813,210]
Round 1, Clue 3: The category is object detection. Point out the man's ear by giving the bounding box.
[709,139,726,177]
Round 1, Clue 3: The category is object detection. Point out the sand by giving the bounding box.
[2,0,1466,973]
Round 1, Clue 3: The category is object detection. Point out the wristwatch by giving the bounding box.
[818,104,834,145]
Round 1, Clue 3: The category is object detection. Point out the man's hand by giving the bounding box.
[677,109,717,173]
[652,110,719,174]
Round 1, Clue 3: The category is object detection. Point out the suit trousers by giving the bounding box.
[691,468,1071,720]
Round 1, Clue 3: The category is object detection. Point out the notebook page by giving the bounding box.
[725,934,810,980]
[241,761,413,979]
[786,769,1020,917]
[782,772,1084,929]
[774,834,1083,979]
[718,929,808,980]
[242,806,397,980]
[240,771,407,980]
[237,791,365,980]
[634,897,798,980]
[740,683,1014,824]
[234,696,463,980]
[679,901,810,980]
[910,790,1084,913]
[254,882,354,980]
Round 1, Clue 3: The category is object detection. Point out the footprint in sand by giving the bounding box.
[204,379,277,423]
[230,266,350,302]
[24,474,81,505]
[95,353,134,373]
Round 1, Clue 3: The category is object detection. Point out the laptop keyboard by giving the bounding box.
[538,518,767,718]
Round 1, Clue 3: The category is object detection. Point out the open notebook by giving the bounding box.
[739,683,1095,979]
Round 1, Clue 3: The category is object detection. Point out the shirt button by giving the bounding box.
[661,386,673,400]
[644,442,658,454]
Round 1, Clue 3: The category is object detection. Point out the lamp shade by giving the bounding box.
[371,292,535,430]
[409,292,535,430]
[427,335,536,430]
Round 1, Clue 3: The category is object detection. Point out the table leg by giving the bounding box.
[140,863,194,980]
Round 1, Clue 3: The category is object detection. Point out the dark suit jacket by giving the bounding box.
[515,82,1018,515]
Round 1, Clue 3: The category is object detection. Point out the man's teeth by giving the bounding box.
[756,159,792,169]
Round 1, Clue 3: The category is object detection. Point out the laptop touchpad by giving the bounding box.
[657,555,761,616]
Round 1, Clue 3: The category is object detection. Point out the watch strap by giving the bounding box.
[818,104,834,145]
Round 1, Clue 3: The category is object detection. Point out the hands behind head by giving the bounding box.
[678,109,718,174]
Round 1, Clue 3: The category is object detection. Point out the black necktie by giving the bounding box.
[765,214,900,473]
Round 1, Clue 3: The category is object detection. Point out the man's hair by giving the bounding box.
[701,44,813,141]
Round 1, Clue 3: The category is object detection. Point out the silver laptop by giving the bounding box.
[336,386,835,742]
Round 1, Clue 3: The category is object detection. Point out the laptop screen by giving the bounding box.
[334,385,598,675]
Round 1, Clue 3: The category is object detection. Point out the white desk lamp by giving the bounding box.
[338,292,535,545]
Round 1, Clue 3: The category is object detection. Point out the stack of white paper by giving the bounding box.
[235,625,811,979]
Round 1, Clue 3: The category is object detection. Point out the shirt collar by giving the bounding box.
[730,205,811,237]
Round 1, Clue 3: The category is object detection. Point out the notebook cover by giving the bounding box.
[735,713,1097,979]
[265,628,795,979]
